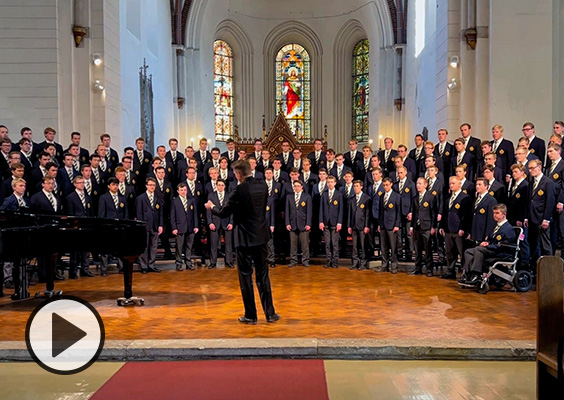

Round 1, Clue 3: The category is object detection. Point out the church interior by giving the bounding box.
[1,0,563,398]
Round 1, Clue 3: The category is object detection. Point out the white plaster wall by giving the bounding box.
[404,0,439,143]
[119,0,175,153]
[489,0,553,142]
[181,0,397,149]
[554,0,564,122]
[0,0,59,140]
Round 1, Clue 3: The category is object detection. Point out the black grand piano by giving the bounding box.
[0,210,147,306]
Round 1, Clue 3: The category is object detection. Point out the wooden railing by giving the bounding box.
[537,256,564,399]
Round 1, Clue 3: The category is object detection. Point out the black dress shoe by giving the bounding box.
[266,313,280,323]
[81,269,94,277]
[226,263,235,269]
[69,273,78,279]
[324,264,331,268]
[426,269,433,277]
[288,263,297,267]
[186,264,195,270]
[238,316,257,325]
[410,269,423,275]
[465,274,480,285]
[147,266,161,273]
[349,265,359,270]
[270,263,276,268]
[303,263,310,267]
[207,264,216,269]
[164,252,174,260]
[55,273,65,280]
[100,271,108,277]
[440,271,456,279]
[141,269,148,274]
[11,292,29,300]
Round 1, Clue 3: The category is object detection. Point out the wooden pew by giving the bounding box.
[537,256,564,399]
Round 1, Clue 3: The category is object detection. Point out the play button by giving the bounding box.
[51,313,87,358]
[25,295,105,375]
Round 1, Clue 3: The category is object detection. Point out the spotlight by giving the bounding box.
[450,55,459,68]
[447,78,458,91]
[93,79,105,92]
[92,53,102,66]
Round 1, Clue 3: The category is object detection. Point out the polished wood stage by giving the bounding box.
[0,262,536,342]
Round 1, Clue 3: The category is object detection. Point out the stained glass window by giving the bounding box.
[276,44,310,139]
[352,39,369,142]
[214,40,234,141]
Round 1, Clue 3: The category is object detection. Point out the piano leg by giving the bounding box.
[117,256,144,306]
[35,254,63,299]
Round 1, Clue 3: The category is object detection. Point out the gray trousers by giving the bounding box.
[290,230,310,264]
[139,231,159,270]
[266,237,275,264]
[463,246,496,274]
[413,227,431,270]
[100,255,122,273]
[175,232,195,267]
[380,229,399,271]
[445,232,464,272]
[3,262,12,281]
[528,223,552,270]
[324,227,340,266]
[351,229,367,268]
[209,228,233,266]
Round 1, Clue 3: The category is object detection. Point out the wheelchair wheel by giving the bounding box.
[514,270,532,292]
[478,282,489,295]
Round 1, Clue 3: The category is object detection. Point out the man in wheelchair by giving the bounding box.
[459,204,516,286]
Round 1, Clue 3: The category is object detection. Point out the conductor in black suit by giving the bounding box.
[205,159,279,325]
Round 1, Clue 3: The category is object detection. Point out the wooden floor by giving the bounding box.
[0,262,537,342]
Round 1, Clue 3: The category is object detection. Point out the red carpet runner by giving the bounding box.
[90,359,329,400]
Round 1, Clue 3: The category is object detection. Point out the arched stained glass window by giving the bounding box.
[276,44,311,139]
[214,40,234,140]
[352,39,369,141]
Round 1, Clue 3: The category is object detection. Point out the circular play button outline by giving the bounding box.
[25,295,105,375]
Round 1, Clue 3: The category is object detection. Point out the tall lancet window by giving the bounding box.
[276,43,311,139]
[352,39,369,142]
[213,40,234,140]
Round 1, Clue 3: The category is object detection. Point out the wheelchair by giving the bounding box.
[461,227,533,294]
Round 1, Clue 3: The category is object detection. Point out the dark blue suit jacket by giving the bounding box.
[393,179,416,216]
[170,196,198,234]
[66,191,93,217]
[528,176,556,224]
[379,191,401,231]
[285,191,312,231]
[207,191,233,230]
[529,136,546,166]
[319,189,343,227]
[442,192,471,234]
[492,138,515,178]
[0,194,30,211]
[307,151,327,175]
[30,190,61,213]
[470,194,497,242]
[368,181,383,220]
[507,179,529,225]
[411,191,437,231]
[348,192,371,230]
[485,221,516,258]
[98,192,128,219]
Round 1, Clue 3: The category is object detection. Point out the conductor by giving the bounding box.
[205,159,279,324]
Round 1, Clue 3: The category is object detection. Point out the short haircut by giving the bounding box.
[44,127,56,135]
[115,166,126,174]
[382,177,392,184]
[483,165,495,173]
[518,137,530,144]
[492,203,507,214]
[529,159,542,168]
[10,162,24,171]
[18,138,30,145]
[145,177,156,185]
[318,168,327,174]
[362,145,372,151]
[485,151,497,159]
[511,163,524,172]
[555,121,564,128]
[71,131,81,138]
[292,180,304,187]
[476,177,489,187]
[169,138,178,144]
[455,164,467,172]
[349,139,358,144]
[481,140,492,147]
[417,177,428,186]
[231,159,251,177]
[326,175,336,182]
[523,122,534,129]
[289,167,300,174]
[177,182,187,189]
[326,148,335,155]
[72,175,84,183]
[397,144,407,151]
[454,138,465,145]
[100,133,110,141]
[371,167,382,174]
[548,142,562,152]
[107,177,119,186]
[45,162,57,170]
[438,128,448,135]
[90,153,100,160]
[344,170,354,177]
[460,123,471,130]
[135,137,144,143]
[12,177,25,188]
[492,124,504,132]
[353,179,363,187]
[80,163,91,172]
[21,127,31,135]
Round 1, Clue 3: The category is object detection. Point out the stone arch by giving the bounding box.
[215,20,254,139]
[263,21,323,138]
[333,20,369,150]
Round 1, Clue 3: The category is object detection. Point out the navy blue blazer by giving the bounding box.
[461,179,475,198]
[344,150,363,170]
[206,191,233,229]
[307,151,327,174]
[492,138,515,178]
[331,165,352,186]
[544,160,564,204]
[488,180,507,205]
[427,179,444,215]
[528,176,556,224]
[379,191,401,231]
[265,196,276,228]
[452,151,477,181]
[319,189,343,227]
[485,221,516,258]
[529,136,546,165]
[0,194,30,211]
[285,191,312,231]
[377,149,398,175]
[300,172,318,196]
[194,150,212,171]
[348,192,371,230]
[30,190,61,213]
[507,179,529,225]
[411,190,437,231]
[136,192,163,232]
[255,159,273,174]
[393,179,416,216]
[434,143,454,175]
[272,169,289,185]
[441,192,471,234]
[354,158,372,182]
[170,196,198,234]
[368,181,384,220]
[58,167,79,197]
[98,192,128,219]
[470,193,497,242]
[65,191,93,217]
